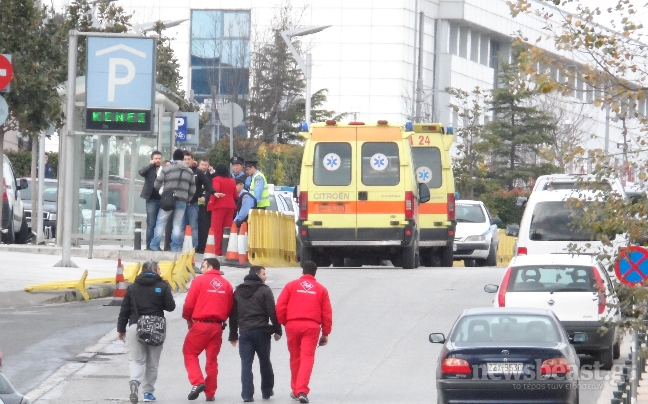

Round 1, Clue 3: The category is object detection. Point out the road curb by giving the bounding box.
[0,285,116,308]
[0,244,178,261]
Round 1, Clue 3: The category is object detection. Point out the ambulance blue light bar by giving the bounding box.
[405,121,414,131]
[300,122,309,131]
[446,126,454,135]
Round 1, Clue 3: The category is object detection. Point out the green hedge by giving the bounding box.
[480,188,531,228]
[5,150,59,178]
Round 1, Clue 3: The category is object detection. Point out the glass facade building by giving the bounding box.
[190,10,251,104]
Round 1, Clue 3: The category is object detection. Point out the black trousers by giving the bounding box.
[197,205,211,254]
[164,211,173,251]
[239,329,274,400]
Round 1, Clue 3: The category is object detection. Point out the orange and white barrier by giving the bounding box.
[104,258,127,306]
[204,228,217,259]
[225,223,239,261]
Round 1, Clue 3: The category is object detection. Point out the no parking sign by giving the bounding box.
[615,246,648,286]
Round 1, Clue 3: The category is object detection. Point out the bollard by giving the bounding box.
[134,221,142,250]
[613,391,624,399]
[222,227,230,257]
[611,399,622,404]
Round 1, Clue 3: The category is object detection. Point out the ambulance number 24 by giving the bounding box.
[417,135,431,145]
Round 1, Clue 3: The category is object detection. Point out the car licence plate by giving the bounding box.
[318,204,345,213]
[487,363,523,374]
[453,243,457,251]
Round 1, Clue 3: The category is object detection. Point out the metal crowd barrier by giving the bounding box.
[248,209,299,267]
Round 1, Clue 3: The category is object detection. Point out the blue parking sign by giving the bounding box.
[175,116,188,141]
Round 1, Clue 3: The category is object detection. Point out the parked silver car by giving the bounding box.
[2,154,28,244]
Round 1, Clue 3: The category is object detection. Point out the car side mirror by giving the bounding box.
[484,284,499,293]
[505,224,520,237]
[491,217,502,225]
[570,332,588,344]
[429,333,446,344]
[18,178,28,190]
[418,183,430,203]
[516,196,528,207]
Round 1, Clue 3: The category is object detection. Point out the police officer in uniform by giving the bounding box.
[231,156,248,188]
[244,161,270,210]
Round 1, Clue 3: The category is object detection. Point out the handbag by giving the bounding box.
[160,168,185,211]
[131,286,167,346]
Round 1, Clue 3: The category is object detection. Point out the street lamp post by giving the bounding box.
[280,26,331,128]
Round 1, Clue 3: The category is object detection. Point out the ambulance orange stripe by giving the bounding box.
[311,128,355,141]
[308,201,405,214]
[419,203,448,214]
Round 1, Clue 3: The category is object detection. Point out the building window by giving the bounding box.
[190,9,251,104]
[449,23,459,55]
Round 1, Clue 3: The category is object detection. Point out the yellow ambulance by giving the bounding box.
[296,120,430,269]
[409,123,456,267]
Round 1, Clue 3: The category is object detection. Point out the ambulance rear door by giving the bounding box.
[307,126,357,242]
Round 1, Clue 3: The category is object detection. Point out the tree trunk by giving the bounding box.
[31,135,38,242]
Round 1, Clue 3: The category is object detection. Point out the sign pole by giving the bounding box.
[55,30,79,268]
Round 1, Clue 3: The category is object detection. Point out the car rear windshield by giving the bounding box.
[361,142,400,186]
[313,142,352,186]
[529,201,599,241]
[456,203,485,223]
[452,314,559,344]
[508,265,599,292]
[411,147,442,189]
[20,184,58,202]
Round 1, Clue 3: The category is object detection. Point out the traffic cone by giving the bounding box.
[204,228,217,259]
[238,222,249,265]
[183,225,192,252]
[104,258,126,307]
[225,223,239,261]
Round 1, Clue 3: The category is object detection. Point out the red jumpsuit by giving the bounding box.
[207,176,237,256]
[276,274,333,396]
[182,270,234,399]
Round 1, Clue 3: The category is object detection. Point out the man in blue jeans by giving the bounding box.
[149,149,195,252]
[183,151,214,249]
[138,151,163,249]
[228,266,282,402]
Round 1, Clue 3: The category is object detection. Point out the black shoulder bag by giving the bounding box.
[130,285,167,346]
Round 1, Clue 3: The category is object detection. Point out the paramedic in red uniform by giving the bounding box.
[182,258,234,401]
[275,261,333,404]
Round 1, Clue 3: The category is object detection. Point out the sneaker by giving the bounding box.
[143,393,156,402]
[188,384,206,400]
[298,393,309,404]
[206,398,215,402]
[290,392,298,400]
[262,390,274,400]
[243,398,254,402]
[129,380,139,404]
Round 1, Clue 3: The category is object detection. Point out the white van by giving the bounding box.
[533,174,626,198]
[506,189,627,256]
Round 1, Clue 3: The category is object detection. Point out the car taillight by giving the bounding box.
[441,357,472,374]
[2,179,7,201]
[517,247,528,255]
[498,267,513,307]
[592,266,606,315]
[405,191,414,219]
[447,193,455,220]
[299,192,308,220]
[540,358,570,375]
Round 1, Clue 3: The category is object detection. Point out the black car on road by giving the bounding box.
[430,307,585,404]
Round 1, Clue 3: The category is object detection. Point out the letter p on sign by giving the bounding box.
[108,58,136,102]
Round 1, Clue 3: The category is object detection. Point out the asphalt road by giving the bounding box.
[0,299,120,394]
[4,264,620,403]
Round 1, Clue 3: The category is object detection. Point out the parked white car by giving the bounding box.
[2,154,29,244]
[453,200,500,266]
[533,173,626,198]
[484,253,622,369]
[506,189,627,256]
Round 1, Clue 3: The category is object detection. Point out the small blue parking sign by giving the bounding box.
[615,246,648,286]
[175,116,188,141]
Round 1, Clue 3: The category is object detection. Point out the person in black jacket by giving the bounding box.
[196,158,216,254]
[139,151,163,249]
[183,151,215,250]
[229,266,282,402]
[118,260,176,404]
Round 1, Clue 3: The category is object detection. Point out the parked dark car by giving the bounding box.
[0,371,30,404]
[430,307,584,404]
[18,178,58,239]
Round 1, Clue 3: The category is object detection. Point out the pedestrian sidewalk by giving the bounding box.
[0,250,129,307]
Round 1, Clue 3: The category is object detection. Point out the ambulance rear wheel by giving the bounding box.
[440,244,454,267]
[401,244,416,269]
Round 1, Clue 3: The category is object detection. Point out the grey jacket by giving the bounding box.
[154,161,196,203]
